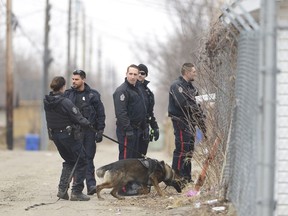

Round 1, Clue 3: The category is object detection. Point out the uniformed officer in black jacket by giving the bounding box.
[168,63,207,184]
[113,64,147,160]
[137,64,159,156]
[113,64,147,196]
[43,76,91,201]
[64,70,106,196]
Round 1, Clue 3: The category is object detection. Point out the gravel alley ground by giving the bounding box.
[0,140,233,216]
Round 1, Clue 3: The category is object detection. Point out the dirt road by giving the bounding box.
[0,140,234,216]
[0,141,189,216]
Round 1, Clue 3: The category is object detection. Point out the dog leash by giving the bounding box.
[102,133,147,159]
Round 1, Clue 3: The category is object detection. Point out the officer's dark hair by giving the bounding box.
[73,69,86,79]
[50,76,66,92]
[181,63,194,75]
[126,64,139,72]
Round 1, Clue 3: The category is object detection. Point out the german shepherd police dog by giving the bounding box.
[96,158,182,200]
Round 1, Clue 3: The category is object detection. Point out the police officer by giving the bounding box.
[64,70,106,195]
[113,64,147,196]
[113,64,147,160]
[168,63,207,184]
[43,76,91,201]
[137,64,159,156]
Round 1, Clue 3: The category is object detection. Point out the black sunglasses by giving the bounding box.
[139,71,146,76]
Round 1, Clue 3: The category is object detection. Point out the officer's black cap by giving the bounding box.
[138,64,148,76]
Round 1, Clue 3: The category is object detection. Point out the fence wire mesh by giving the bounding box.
[197,20,261,216]
[196,2,286,216]
[223,31,260,216]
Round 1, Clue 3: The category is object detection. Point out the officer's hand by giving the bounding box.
[95,130,103,143]
[153,128,159,141]
[125,130,135,143]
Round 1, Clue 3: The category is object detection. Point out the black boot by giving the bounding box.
[57,190,69,200]
[57,165,72,200]
[87,185,97,195]
[70,191,90,201]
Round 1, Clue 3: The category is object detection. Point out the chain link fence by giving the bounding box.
[222,31,260,216]
[198,24,260,216]
[196,1,283,215]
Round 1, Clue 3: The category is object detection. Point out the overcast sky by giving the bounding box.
[6,0,173,85]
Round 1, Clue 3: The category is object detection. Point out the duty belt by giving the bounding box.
[49,125,72,133]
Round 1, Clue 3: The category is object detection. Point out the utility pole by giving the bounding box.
[40,0,52,150]
[82,4,86,70]
[73,0,80,69]
[6,0,13,150]
[97,36,102,91]
[66,0,72,86]
[87,21,93,73]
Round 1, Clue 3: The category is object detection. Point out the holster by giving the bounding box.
[71,124,83,140]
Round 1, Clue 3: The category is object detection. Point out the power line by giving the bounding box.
[2,0,66,68]
[16,9,44,18]
[16,24,43,54]
[1,0,46,55]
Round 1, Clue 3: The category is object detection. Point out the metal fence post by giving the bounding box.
[258,0,277,215]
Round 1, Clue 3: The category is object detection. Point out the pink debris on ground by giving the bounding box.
[186,189,199,197]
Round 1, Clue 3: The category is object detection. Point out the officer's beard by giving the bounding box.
[71,84,78,89]
[71,84,82,91]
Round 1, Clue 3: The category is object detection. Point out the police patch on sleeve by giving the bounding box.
[178,87,183,93]
[72,107,78,114]
[120,94,125,101]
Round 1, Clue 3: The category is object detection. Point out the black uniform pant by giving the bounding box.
[171,119,195,181]
[138,124,150,157]
[52,131,87,193]
[116,126,143,160]
[116,126,145,194]
[82,129,97,190]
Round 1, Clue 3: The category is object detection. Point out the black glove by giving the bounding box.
[125,130,135,143]
[153,128,159,141]
[95,130,103,143]
[149,128,160,141]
